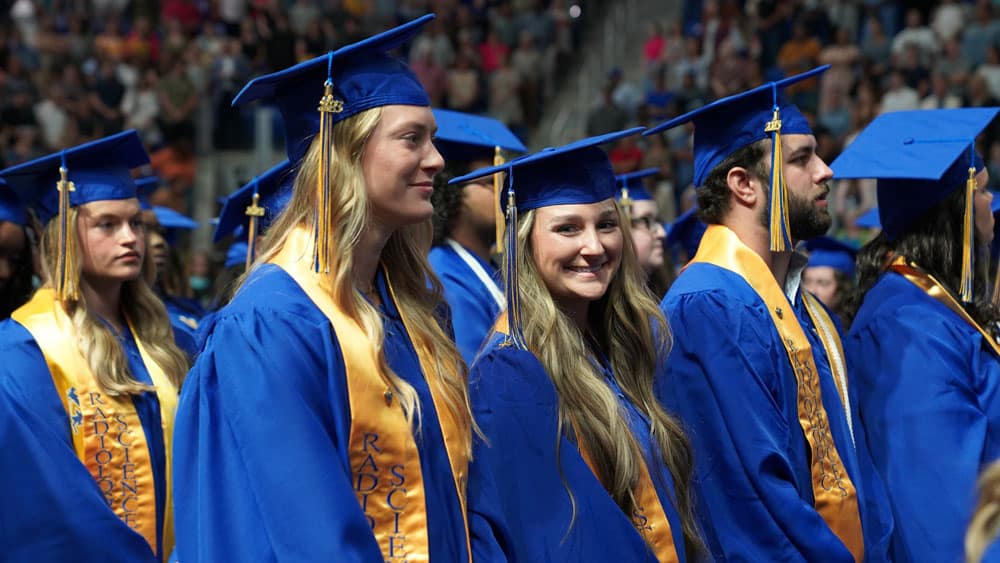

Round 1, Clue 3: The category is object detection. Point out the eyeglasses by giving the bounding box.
[631,215,664,232]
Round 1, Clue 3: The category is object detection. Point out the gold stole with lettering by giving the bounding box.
[270,226,471,563]
[890,256,1000,358]
[492,312,679,563]
[11,288,177,561]
[690,225,863,562]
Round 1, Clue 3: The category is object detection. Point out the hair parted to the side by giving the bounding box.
[251,106,475,457]
[38,207,189,396]
[967,460,1000,563]
[507,200,704,556]
[697,138,770,225]
[843,185,1000,333]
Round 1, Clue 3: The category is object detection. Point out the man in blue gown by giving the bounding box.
[645,66,894,561]
[428,109,525,364]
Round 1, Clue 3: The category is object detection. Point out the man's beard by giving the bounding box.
[758,185,832,242]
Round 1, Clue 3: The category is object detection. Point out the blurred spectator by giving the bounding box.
[962,0,1000,67]
[777,18,821,112]
[818,27,859,115]
[585,84,627,137]
[411,41,448,107]
[288,0,320,37]
[157,56,198,144]
[89,56,126,135]
[608,134,643,175]
[608,68,644,121]
[511,30,544,128]
[891,8,938,60]
[488,50,524,135]
[478,28,509,74]
[930,0,965,43]
[34,82,72,150]
[123,66,163,147]
[643,22,666,77]
[860,15,892,78]
[671,36,710,91]
[445,51,481,112]
[976,45,1000,101]
[879,70,920,113]
[755,0,794,70]
[934,38,971,96]
[897,42,930,98]
[210,38,251,150]
[921,72,962,109]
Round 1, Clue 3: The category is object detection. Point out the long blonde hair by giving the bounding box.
[38,206,190,396]
[251,107,474,456]
[507,201,702,554]
[967,460,1000,562]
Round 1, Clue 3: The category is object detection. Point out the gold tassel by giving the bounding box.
[765,108,791,252]
[244,183,264,270]
[493,146,505,254]
[56,162,77,302]
[620,185,633,223]
[961,165,976,303]
[314,78,341,273]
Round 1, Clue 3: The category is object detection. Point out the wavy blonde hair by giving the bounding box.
[39,206,190,396]
[507,201,702,555]
[967,460,1000,562]
[251,107,474,456]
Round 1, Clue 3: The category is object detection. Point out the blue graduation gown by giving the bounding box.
[428,243,503,364]
[0,319,167,562]
[159,294,203,358]
[173,264,468,562]
[659,261,894,562]
[845,271,1000,562]
[466,335,688,562]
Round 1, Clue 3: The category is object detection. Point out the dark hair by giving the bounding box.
[843,186,1000,333]
[0,223,34,320]
[431,169,463,246]
[696,139,770,224]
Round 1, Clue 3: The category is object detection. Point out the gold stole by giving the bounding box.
[890,256,1000,358]
[270,226,471,562]
[11,288,177,561]
[492,312,679,563]
[690,225,864,562]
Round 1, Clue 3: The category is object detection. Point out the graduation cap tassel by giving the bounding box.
[314,58,339,274]
[244,176,264,270]
[503,171,526,349]
[961,161,976,303]
[56,153,77,301]
[766,89,792,252]
[619,180,633,223]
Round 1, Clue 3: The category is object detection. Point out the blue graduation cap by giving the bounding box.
[856,207,881,230]
[666,207,707,260]
[803,236,858,278]
[0,130,150,301]
[153,206,199,246]
[615,167,658,212]
[645,65,830,252]
[0,179,27,226]
[0,130,150,225]
[831,107,1000,302]
[135,176,159,211]
[215,160,295,268]
[449,127,644,348]
[224,242,249,269]
[232,14,434,164]
[432,109,527,163]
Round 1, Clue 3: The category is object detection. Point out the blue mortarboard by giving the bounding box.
[135,176,159,210]
[831,107,1000,302]
[450,127,645,214]
[153,206,199,246]
[449,127,644,349]
[214,160,295,243]
[645,66,829,252]
[666,207,707,260]
[225,242,249,269]
[645,66,828,188]
[0,179,27,226]
[803,236,858,277]
[0,130,150,224]
[831,108,998,240]
[232,14,434,163]
[432,108,527,163]
[856,207,881,229]
[616,167,659,203]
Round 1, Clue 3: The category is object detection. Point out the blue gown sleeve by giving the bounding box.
[172,308,384,563]
[847,310,1000,562]
[660,291,856,562]
[0,373,156,562]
